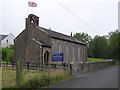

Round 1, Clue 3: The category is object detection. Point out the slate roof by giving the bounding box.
[39,40,51,47]
[0,34,8,42]
[39,27,86,45]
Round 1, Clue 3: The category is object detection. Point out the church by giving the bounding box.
[14,14,87,70]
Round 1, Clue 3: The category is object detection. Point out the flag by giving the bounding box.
[28,1,37,7]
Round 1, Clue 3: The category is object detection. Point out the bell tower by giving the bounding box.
[26,14,39,28]
[25,14,39,39]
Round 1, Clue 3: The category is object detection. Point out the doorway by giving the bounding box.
[44,51,50,65]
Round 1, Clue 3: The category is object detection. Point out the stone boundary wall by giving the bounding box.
[82,60,114,73]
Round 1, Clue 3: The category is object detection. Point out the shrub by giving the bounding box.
[2,48,14,63]
[2,49,7,61]
[20,70,71,88]
[10,45,14,49]
[21,73,49,89]
[50,71,70,84]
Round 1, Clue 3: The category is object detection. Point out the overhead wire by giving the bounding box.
[55,0,100,35]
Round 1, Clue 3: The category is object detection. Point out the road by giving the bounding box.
[51,65,118,88]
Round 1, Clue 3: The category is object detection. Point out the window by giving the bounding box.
[78,47,80,62]
[6,40,8,43]
[65,43,69,63]
[57,41,60,53]
[30,16,34,23]
[72,46,75,62]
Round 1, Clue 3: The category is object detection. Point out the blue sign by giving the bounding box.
[52,53,64,62]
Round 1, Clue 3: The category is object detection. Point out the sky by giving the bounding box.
[0,0,119,37]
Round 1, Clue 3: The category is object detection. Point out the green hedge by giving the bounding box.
[2,48,14,62]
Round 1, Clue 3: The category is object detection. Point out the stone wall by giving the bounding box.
[70,60,114,76]
[82,60,114,73]
[25,40,40,63]
[51,38,87,64]
[14,30,28,61]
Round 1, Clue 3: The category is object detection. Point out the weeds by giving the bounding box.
[19,70,71,89]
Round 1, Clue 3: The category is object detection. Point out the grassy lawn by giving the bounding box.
[2,68,16,88]
[87,58,106,63]
[0,68,2,89]
[2,68,71,88]
[2,68,42,88]
[2,61,11,64]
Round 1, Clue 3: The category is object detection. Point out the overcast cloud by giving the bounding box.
[0,0,119,37]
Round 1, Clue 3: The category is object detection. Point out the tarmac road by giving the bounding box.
[51,65,118,88]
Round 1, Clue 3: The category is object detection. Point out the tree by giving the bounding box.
[73,30,119,60]
[2,48,7,61]
[73,32,92,45]
[2,48,14,62]
[108,30,120,60]
[91,35,108,58]
[88,39,94,58]
[73,32,92,58]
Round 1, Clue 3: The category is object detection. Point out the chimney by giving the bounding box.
[71,32,72,37]
[49,27,51,30]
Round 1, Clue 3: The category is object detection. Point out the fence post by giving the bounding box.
[27,62,29,71]
[16,61,20,87]
[62,62,66,70]
[16,60,24,87]
[70,63,72,75]
[48,63,50,84]
[36,63,38,70]
[12,60,14,69]
[6,61,8,68]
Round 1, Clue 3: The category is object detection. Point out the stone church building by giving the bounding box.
[14,14,87,70]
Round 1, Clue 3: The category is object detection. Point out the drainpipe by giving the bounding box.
[39,46,40,70]
[41,47,43,71]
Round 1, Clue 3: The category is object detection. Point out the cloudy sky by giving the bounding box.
[0,0,119,37]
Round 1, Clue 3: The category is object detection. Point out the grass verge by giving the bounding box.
[87,58,106,63]
[2,68,71,89]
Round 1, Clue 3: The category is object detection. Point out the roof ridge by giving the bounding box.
[39,26,72,38]
[39,27,86,45]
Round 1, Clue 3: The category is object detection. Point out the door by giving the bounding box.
[44,51,50,65]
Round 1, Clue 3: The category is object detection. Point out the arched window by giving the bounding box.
[72,45,75,62]
[30,16,34,23]
[65,43,69,63]
[57,41,60,53]
[78,47,80,62]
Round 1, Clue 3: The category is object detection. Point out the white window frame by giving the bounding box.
[57,41,61,53]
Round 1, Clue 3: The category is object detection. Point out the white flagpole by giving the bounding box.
[27,0,29,16]
[27,1,37,16]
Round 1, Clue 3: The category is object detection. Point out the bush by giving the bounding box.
[50,72,70,84]
[10,45,14,49]
[2,48,14,62]
[20,70,71,89]
[21,73,49,89]
[2,49,7,61]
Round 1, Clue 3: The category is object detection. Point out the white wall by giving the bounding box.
[1,33,15,48]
